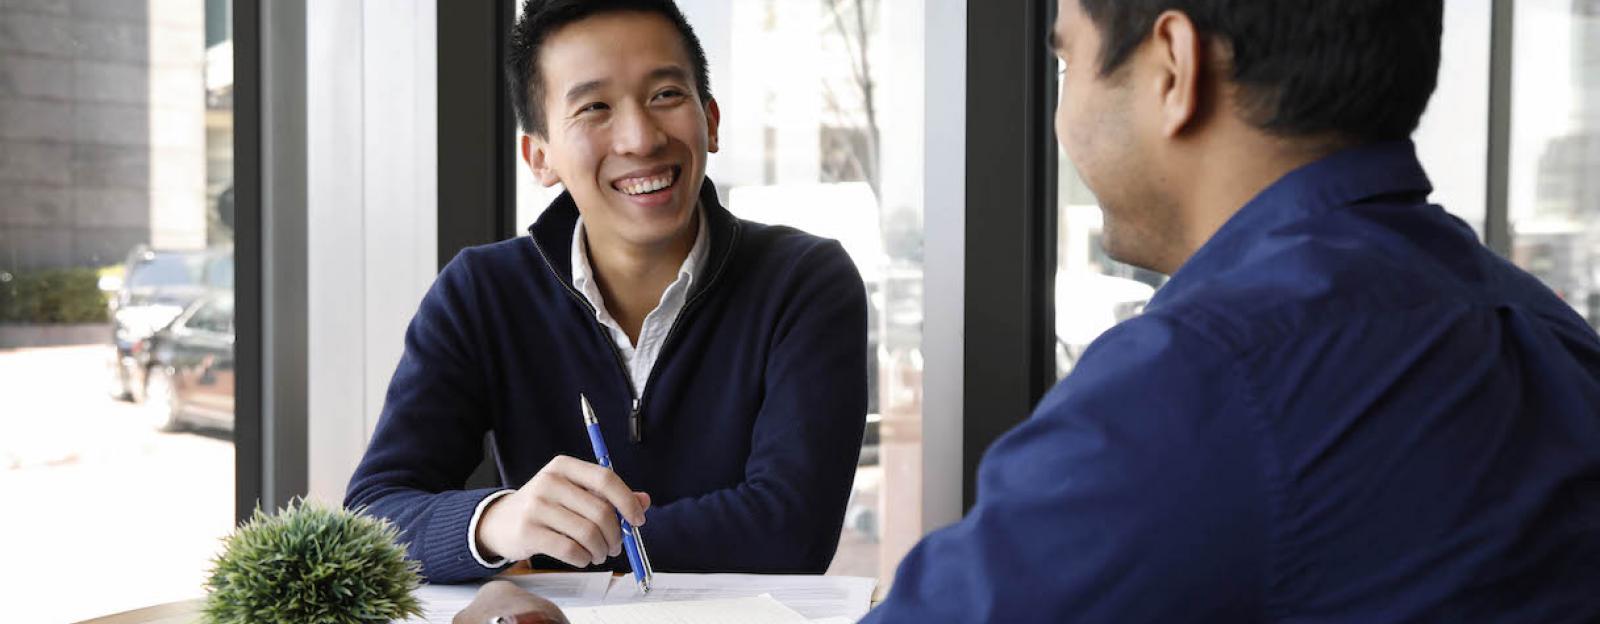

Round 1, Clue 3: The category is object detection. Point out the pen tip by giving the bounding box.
[580,394,597,425]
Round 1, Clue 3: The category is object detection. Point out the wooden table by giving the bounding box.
[84,561,529,624]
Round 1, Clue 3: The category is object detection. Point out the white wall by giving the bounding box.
[921,0,964,537]
[306,0,438,505]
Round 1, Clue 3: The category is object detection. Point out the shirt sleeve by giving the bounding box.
[468,489,517,568]
[636,239,870,573]
[861,315,1272,623]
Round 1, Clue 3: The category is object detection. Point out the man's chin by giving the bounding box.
[1098,224,1158,273]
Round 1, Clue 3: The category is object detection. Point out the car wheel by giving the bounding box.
[111,356,135,402]
[142,367,184,432]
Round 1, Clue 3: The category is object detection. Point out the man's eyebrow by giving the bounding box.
[565,79,607,104]
[646,66,692,84]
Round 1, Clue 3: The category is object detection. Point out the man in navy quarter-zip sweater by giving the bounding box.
[344,0,867,584]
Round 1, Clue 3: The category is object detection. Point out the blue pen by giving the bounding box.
[580,394,654,594]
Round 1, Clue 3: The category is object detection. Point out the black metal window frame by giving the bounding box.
[235,0,309,522]
[234,0,262,522]
[438,0,519,267]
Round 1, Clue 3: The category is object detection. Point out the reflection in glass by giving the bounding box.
[1510,0,1600,328]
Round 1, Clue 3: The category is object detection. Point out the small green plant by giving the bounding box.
[203,500,424,624]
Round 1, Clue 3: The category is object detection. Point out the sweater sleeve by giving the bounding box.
[860,316,1270,623]
[638,239,870,572]
[343,251,510,584]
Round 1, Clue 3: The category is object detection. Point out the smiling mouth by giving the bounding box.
[612,166,681,197]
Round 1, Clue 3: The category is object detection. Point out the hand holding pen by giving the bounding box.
[474,420,651,569]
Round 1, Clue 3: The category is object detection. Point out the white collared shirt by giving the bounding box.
[467,206,709,569]
[570,206,711,395]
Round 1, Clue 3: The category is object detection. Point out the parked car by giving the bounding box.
[106,245,232,401]
[138,292,236,432]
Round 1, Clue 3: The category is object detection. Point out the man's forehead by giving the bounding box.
[539,11,692,77]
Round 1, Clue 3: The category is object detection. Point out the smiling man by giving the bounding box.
[344,0,868,584]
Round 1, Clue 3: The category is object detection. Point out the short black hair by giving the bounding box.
[1077,0,1443,143]
[506,0,713,138]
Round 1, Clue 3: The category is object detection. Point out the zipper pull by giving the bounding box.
[629,399,643,444]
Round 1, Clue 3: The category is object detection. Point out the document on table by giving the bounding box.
[600,573,877,621]
[565,595,808,624]
[406,572,875,623]
[407,572,613,623]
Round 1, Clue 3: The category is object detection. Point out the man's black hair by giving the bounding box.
[1078,0,1443,142]
[506,0,713,137]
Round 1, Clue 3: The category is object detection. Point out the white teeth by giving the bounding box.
[616,170,677,196]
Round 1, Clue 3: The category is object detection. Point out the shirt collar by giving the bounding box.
[1148,139,1434,310]
[571,203,710,309]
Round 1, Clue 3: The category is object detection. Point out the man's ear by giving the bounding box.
[705,97,722,154]
[522,134,562,187]
[1150,10,1202,138]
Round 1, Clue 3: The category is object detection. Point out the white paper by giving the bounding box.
[601,573,877,621]
[565,594,809,624]
[402,572,613,623]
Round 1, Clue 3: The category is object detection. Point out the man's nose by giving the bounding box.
[613,108,668,157]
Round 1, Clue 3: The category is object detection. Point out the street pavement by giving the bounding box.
[0,345,235,623]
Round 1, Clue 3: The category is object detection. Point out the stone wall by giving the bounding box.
[0,0,208,273]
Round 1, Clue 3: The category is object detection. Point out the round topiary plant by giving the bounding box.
[203,499,424,624]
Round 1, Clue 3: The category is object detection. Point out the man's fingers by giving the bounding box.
[550,456,647,526]
[530,525,599,569]
[538,504,612,565]
[549,481,623,556]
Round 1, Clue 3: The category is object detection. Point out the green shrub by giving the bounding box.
[204,500,424,624]
[0,267,109,324]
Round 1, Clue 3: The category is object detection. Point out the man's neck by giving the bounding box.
[1165,132,1341,273]
[586,216,699,344]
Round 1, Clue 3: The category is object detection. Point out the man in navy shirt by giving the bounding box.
[862,0,1600,622]
[457,0,1600,620]
[345,0,867,583]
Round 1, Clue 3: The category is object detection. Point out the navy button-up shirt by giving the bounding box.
[866,141,1600,623]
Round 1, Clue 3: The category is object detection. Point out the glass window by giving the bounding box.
[513,0,927,581]
[127,251,208,289]
[1414,0,1493,236]
[0,1,236,620]
[1510,0,1600,328]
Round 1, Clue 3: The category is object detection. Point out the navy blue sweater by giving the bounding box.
[345,180,868,583]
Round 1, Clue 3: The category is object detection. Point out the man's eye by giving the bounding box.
[653,89,686,102]
[579,103,609,114]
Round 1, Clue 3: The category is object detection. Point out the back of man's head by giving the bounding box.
[1079,0,1444,144]
[506,0,713,138]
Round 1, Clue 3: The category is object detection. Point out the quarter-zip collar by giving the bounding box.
[525,178,743,444]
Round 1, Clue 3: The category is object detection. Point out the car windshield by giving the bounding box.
[127,254,205,289]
